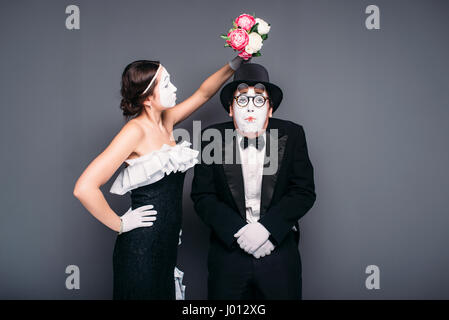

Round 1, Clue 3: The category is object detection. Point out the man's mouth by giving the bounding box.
[245,116,256,122]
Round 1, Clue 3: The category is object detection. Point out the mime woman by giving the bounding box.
[73,56,247,299]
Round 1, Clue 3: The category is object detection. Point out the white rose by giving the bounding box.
[247,32,263,52]
[255,18,271,35]
[244,45,254,54]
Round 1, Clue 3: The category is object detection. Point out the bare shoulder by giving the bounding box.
[105,119,145,160]
[118,118,145,140]
[73,119,146,190]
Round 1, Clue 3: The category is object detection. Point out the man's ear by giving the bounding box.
[229,105,233,117]
[268,106,273,118]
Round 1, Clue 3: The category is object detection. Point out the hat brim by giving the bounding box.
[220,80,283,113]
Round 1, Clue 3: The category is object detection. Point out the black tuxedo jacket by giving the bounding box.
[191,118,316,250]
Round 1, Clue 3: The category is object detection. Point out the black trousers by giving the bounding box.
[207,231,302,300]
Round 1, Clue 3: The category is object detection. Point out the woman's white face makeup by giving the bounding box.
[232,83,269,134]
[158,67,177,108]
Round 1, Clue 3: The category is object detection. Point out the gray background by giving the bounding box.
[1,0,448,299]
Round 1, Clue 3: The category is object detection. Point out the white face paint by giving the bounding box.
[232,83,269,134]
[158,67,177,108]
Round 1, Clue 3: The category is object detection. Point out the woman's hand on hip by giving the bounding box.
[119,204,157,234]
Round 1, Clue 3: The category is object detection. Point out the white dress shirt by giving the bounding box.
[237,132,266,223]
[237,132,298,232]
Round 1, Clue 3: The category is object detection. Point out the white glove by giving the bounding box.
[234,222,270,254]
[252,239,275,259]
[119,204,157,234]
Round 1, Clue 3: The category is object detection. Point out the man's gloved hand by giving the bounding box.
[119,204,157,234]
[252,239,275,259]
[234,222,270,254]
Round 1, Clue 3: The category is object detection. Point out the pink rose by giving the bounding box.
[235,14,256,31]
[227,28,249,51]
[238,50,252,60]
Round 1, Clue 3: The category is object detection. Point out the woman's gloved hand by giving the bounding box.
[228,55,252,71]
[119,204,157,234]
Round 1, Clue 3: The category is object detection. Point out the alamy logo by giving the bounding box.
[365,265,380,289]
[65,5,80,30]
[365,5,380,30]
[173,121,280,175]
[65,265,80,290]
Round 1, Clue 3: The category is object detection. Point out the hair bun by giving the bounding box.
[120,97,140,117]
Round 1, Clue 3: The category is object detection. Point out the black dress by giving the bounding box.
[109,142,198,300]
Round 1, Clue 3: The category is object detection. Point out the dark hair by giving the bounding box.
[119,60,161,119]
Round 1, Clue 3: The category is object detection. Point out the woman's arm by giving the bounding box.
[164,56,244,126]
[73,121,144,232]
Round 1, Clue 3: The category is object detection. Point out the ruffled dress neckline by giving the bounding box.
[124,142,178,165]
[109,141,199,195]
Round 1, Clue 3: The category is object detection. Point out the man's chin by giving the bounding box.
[235,127,266,138]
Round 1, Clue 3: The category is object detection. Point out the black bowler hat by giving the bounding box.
[220,63,283,113]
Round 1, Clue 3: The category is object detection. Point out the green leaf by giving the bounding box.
[224,44,231,47]
[250,22,259,34]
[220,35,228,39]
[252,52,261,57]
[261,34,268,40]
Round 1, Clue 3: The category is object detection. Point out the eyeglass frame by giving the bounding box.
[232,94,272,108]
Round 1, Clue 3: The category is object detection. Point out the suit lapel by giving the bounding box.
[222,132,246,219]
[260,124,288,216]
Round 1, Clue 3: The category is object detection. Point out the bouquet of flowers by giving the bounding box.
[220,13,271,60]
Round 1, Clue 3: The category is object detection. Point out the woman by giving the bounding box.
[73,55,247,299]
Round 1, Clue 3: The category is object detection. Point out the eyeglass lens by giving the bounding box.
[236,95,266,107]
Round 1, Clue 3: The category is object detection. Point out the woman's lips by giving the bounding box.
[245,116,256,122]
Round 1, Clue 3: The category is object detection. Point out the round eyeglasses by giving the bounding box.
[233,95,268,108]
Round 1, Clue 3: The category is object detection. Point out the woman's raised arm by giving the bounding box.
[164,56,244,126]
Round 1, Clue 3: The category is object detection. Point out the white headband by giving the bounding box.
[141,64,162,96]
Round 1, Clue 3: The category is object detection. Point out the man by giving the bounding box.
[191,63,316,299]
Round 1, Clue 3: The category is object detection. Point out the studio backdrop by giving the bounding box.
[1,0,448,299]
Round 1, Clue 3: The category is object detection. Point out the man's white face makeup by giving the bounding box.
[232,83,269,134]
[158,67,177,108]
